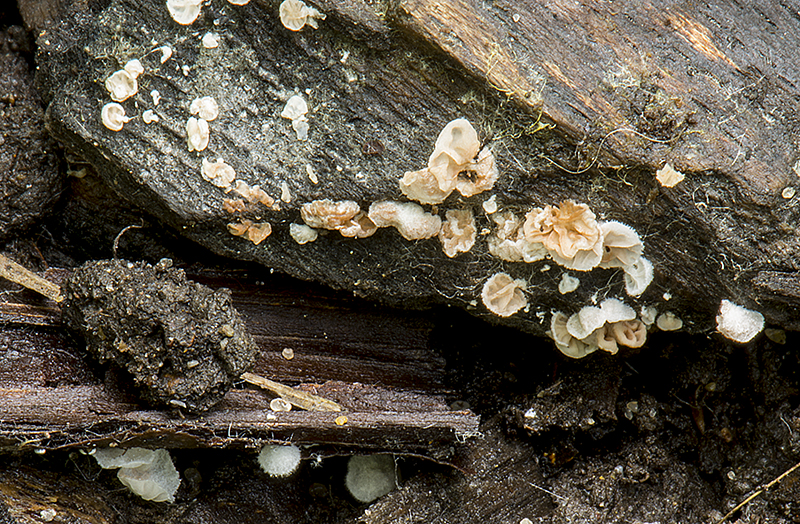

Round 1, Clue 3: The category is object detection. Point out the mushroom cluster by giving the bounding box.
[300,199,376,239]
[279,0,326,31]
[548,298,648,359]
[92,447,180,503]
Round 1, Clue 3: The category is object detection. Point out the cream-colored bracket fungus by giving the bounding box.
[289,223,318,244]
[716,299,765,343]
[101,103,130,131]
[190,96,219,121]
[523,200,604,271]
[345,455,397,504]
[166,0,203,25]
[401,118,498,204]
[201,158,235,189]
[656,163,685,188]
[186,117,210,151]
[368,201,441,241]
[279,0,326,31]
[481,272,527,317]
[92,448,180,503]
[281,95,309,141]
[105,68,139,102]
[258,444,301,477]
[301,199,376,238]
[439,209,476,257]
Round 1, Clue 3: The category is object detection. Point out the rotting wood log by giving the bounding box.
[0,269,477,457]
[29,0,800,344]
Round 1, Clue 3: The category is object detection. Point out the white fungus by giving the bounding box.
[481,272,527,317]
[101,102,129,131]
[92,448,180,503]
[190,96,219,121]
[280,181,292,203]
[227,0,251,5]
[289,223,318,244]
[186,117,210,151]
[301,199,376,238]
[279,0,326,31]
[486,211,547,263]
[158,46,173,64]
[345,455,397,504]
[105,70,138,102]
[656,312,683,331]
[716,299,765,343]
[558,273,580,294]
[123,59,144,79]
[142,109,159,124]
[281,95,310,141]
[623,257,654,297]
[482,195,498,214]
[656,163,685,187]
[523,201,604,271]
[549,311,598,359]
[201,158,236,189]
[202,32,220,49]
[438,208,476,258]
[566,298,635,340]
[599,221,643,268]
[166,0,203,25]
[368,201,441,240]
[258,444,301,477]
[640,306,658,326]
[151,89,161,106]
[270,397,292,412]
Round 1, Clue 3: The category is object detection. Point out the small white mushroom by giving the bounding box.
[92,448,180,503]
[482,194,498,214]
[623,257,654,297]
[439,208,476,258]
[292,118,309,141]
[142,109,159,124]
[549,311,598,359]
[227,0,251,5]
[190,96,219,121]
[345,455,397,504]
[481,272,527,317]
[599,221,643,268]
[289,223,318,244]
[202,32,220,49]
[123,59,144,79]
[716,299,764,343]
[258,444,301,477]
[157,46,173,64]
[201,158,236,189]
[640,306,658,326]
[151,89,161,106]
[656,163,685,188]
[101,102,130,131]
[280,181,292,203]
[279,0,326,31]
[281,95,308,120]
[186,117,210,151]
[105,70,138,102]
[368,201,441,240]
[656,311,683,331]
[558,273,580,294]
[166,0,203,25]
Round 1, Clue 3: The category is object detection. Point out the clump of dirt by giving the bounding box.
[60,258,258,413]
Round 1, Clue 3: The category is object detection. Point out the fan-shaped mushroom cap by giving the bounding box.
[101,103,129,131]
[487,211,547,263]
[281,95,308,120]
[549,311,599,359]
[481,272,527,317]
[186,117,210,151]
[190,96,219,121]
[612,319,647,348]
[591,324,619,354]
[289,223,318,244]
[566,298,635,340]
[368,201,441,240]
[201,158,235,189]
[716,299,764,343]
[599,221,643,268]
[656,311,683,331]
[399,167,454,205]
[523,201,604,271]
[105,70,138,102]
[455,146,498,198]
[439,209,476,258]
[166,0,203,25]
[429,118,480,167]
[279,0,326,31]
[623,257,654,297]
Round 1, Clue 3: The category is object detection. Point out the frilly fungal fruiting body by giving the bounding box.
[279,0,326,31]
[190,96,219,121]
[142,109,159,124]
[655,311,683,331]
[523,201,604,271]
[258,444,302,477]
[345,455,398,504]
[101,103,129,131]
[227,220,272,245]
[481,272,527,317]
[558,273,580,294]
[186,117,210,151]
[233,180,275,207]
[656,163,685,187]
[301,199,376,238]
[368,201,441,240]
[599,221,643,268]
[105,70,138,102]
[92,448,180,503]
[716,299,765,343]
[549,311,598,359]
[166,0,203,25]
[439,209,476,257]
[281,95,309,140]
[202,32,220,49]
[487,211,547,263]
[289,223,318,244]
[201,158,236,189]
[400,118,497,204]
[623,257,653,297]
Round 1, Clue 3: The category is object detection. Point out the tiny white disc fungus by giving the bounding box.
[623,257,654,297]
[142,109,159,124]
[190,96,219,121]
[92,448,180,503]
[482,194,498,214]
[151,89,161,106]
[166,0,203,25]
[301,199,376,238]
[228,0,251,5]
[523,201,604,271]
[202,32,220,49]
[281,95,308,120]
[123,59,144,79]
[105,70,138,102]
[782,187,796,199]
[289,223,318,244]
[549,311,598,359]
[258,444,301,477]
[640,306,658,326]
[439,208,476,258]
[186,117,210,151]
[157,46,173,64]
[270,397,292,412]
[368,201,441,240]
[101,103,129,131]
[656,312,683,331]
[280,181,292,203]
[599,221,643,268]
[716,299,765,343]
[279,0,326,31]
[292,117,309,140]
[345,455,397,503]
[656,163,685,188]
[558,273,580,294]
[201,158,236,189]
[481,272,527,317]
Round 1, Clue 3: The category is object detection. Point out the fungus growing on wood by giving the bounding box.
[345,455,397,504]
[550,300,647,359]
[565,298,636,340]
[301,199,376,238]
[611,319,647,348]
[279,0,326,31]
[258,444,301,477]
[523,200,604,271]
[228,220,272,245]
[716,299,764,343]
[656,163,685,187]
[186,117,210,151]
[623,257,653,297]
[281,95,309,140]
[558,273,580,294]
[202,32,220,49]
[232,180,275,207]
[190,96,219,121]
[486,211,547,263]
[201,158,235,189]
[101,102,129,131]
[105,70,138,102]
[656,311,683,331]
[142,109,159,124]
[368,201,441,240]
[289,223,318,244]
[400,118,497,204]
[481,272,527,317]
[599,221,643,268]
[549,311,598,359]
[166,0,203,25]
[439,209,476,257]
[93,447,180,503]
